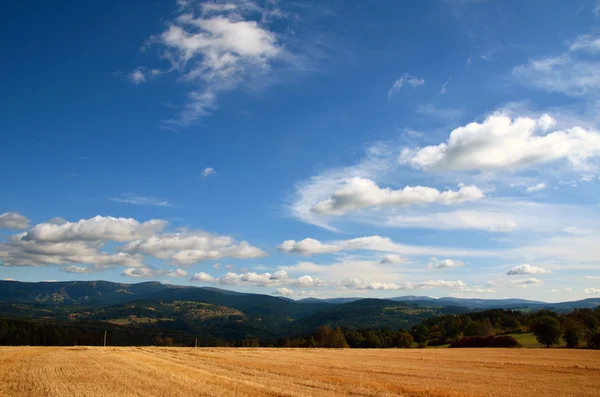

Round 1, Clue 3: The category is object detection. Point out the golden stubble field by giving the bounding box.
[0,347,599,397]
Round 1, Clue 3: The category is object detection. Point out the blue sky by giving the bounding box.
[1,0,600,301]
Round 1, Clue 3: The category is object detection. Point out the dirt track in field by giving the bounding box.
[0,347,599,396]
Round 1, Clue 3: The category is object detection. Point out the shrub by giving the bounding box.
[416,342,428,349]
[562,320,585,348]
[449,335,521,348]
[531,316,563,348]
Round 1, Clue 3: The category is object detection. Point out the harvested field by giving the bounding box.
[0,347,599,397]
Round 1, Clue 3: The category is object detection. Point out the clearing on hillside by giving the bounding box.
[0,347,598,396]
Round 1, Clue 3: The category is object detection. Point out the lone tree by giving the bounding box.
[531,316,563,348]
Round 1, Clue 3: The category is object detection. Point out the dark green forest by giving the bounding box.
[2,307,599,349]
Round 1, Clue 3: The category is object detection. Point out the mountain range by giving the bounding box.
[0,280,598,342]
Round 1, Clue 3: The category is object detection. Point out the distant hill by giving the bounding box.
[0,280,180,306]
[436,297,546,309]
[287,298,467,336]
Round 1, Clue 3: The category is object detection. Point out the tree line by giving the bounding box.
[1,306,599,348]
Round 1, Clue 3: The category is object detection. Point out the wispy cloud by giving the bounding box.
[440,79,450,94]
[135,1,297,127]
[388,73,425,98]
[109,194,171,207]
[513,34,600,96]
[526,183,547,193]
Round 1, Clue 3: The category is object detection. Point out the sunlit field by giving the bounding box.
[1,347,599,396]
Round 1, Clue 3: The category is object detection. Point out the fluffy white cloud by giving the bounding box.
[0,215,264,274]
[526,183,547,193]
[506,264,551,276]
[289,143,397,230]
[427,258,465,269]
[278,238,341,255]
[189,270,326,288]
[380,254,406,264]
[584,288,600,295]
[0,212,30,229]
[388,73,424,97]
[310,177,484,215]
[202,167,215,177]
[190,272,217,283]
[273,287,294,296]
[513,35,600,96]
[0,235,146,268]
[121,231,266,265]
[400,113,600,171]
[23,216,166,242]
[488,278,542,288]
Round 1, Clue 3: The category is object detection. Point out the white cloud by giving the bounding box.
[569,35,600,53]
[341,278,489,292]
[278,235,492,258]
[310,177,484,215]
[147,3,287,125]
[109,194,171,207]
[190,270,326,288]
[0,215,264,272]
[129,68,146,84]
[190,272,217,283]
[506,264,551,276]
[388,73,424,97]
[122,267,162,279]
[0,235,146,268]
[526,183,547,193]
[273,287,294,296]
[0,212,30,229]
[278,238,342,256]
[584,288,600,295]
[3,278,16,281]
[585,276,600,280]
[121,266,186,279]
[289,142,397,230]
[427,258,465,269]
[60,265,99,273]
[581,174,595,182]
[121,231,266,265]
[488,278,542,288]
[202,167,215,177]
[213,263,221,269]
[400,113,600,171]
[380,254,406,264]
[166,268,188,278]
[513,35,600,96]
[23,216,166,242]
